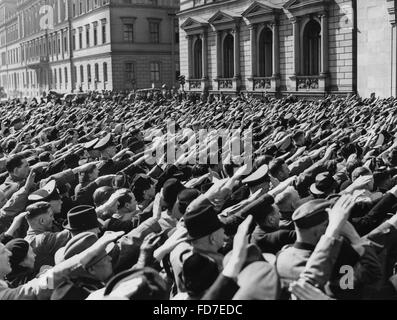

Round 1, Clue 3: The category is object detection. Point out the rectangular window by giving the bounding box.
[149,22,160,43]
[86,26,90,47]
[150,62,160,82]
[79,29,83,49]
[125,63,135,81]
[174,19,179,44]
[87,65,91,82]
[123,24,134,42]
[103,62,108,82]
[102,23,106,44]
[72,31,76,50]
[93,26,98,46]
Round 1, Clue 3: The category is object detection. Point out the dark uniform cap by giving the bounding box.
[84,138,99,150]
[28,180,60,202]
[242,164,269,186]
[93,134,113,151]
[292,199,331,229]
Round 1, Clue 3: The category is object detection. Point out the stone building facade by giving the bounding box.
[178,0,397,98]
[0,0,180,98]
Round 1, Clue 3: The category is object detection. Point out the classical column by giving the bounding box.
[292,17,300,76]
[202,30,208,79]
[216,30,222,78]
[58,0,62,24]
[272,21,280,77]
[187,35,193,79]
[233,26,240,78]
[320,12,329,75]
[249,24,257,78]
[64,0,69,20]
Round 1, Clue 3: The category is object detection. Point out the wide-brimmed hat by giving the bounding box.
[184,204,224,240]
[63,205,102,231]
[310,172,338,196]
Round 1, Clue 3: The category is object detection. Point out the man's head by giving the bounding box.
[94,134,116,159]
[185,204,225,253]
[269,159,290,182]
[310,172,338,199]
[26,202,54,231]
[242,164,271,194]
[275,186,301,214]
[29,180,63,215]
[63,205,102,236]
[0,243,12,278]
[6,155,30,180]
[162,178,186,211]
[117,189,138,213]
[57,232,113,282]
[11,118,24,131]
[5,239,36,271]
[293,131,305,147]
[292,199,331,245]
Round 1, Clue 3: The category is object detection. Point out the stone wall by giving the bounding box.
[179,0,356,95]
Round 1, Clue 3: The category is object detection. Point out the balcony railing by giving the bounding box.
[297,76,320,90]
[253,77,272,90]
[26,56,49,69]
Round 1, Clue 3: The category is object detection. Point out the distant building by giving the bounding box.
[178,0,397,98]
[0,0,180,98]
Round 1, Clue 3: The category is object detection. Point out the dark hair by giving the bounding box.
[191,165,209,178]
[117,190,133,210]
[26,202,51,220]
[6,155,25,173]
[269,159,285,177]
[132,178,152,203]
[39,152,51,162]
[93,186,114,207]
[6,139,17,153]
[79,164,97,185]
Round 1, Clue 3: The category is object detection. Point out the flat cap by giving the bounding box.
[292,199,331,229]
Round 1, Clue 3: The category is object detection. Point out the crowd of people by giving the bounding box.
[0,90,396,300]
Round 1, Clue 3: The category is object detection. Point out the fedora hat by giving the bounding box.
[310,172,337,196]
[184,204,223,240]
[63,205,102,231]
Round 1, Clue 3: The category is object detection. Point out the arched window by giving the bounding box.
[193,38,202,79]
[303,19,321,76]
[223,34,234,78]
[258,27,273,77]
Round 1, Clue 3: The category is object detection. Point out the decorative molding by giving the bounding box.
[242,1,282,25]
[386,0,396,25]
[181,17,209,35]
[284,0,331,17]
[208,10,241,31]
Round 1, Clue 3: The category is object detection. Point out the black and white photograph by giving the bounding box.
[0,0,396,308]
